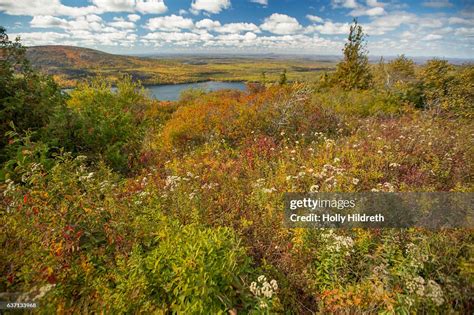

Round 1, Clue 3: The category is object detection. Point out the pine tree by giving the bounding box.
[332,19,372,90]
[279,69,287,85]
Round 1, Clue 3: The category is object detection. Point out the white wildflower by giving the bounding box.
[310,185,319,192]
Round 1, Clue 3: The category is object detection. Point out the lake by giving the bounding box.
[146,81,246,101]
[63,81,247,101]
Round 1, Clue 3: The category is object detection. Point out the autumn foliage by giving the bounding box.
[1,25,473,313]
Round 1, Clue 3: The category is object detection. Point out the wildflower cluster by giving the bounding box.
[250,275,279,310]
[405,276,444,306]
[321,229,355,255]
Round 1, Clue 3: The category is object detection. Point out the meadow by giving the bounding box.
[1,22,473,313]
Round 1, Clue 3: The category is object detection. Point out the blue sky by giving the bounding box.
[0,0,473,58]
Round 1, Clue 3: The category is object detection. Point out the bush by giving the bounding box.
[160,84,343,152]
[104,223,252,313]
[0,27,66,163]
[66,77,150,173]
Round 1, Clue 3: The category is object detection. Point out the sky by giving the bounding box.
[0,0,473,58]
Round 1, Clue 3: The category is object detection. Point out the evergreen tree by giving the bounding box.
[279,69,287,85]
[332,19,372,90]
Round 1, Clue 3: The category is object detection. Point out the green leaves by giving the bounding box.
[105,221,252,313]
[332,19,373,91]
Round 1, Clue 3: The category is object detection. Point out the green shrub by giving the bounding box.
[0,27,66,163]
[104,222,252,313]
[67,77,150,173]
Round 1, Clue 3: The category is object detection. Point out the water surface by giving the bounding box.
[146,81,246,101]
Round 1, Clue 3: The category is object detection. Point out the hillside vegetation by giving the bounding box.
[27,45,335,88]
[1,22,473,313]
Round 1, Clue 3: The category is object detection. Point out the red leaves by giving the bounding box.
[7,273,15,284]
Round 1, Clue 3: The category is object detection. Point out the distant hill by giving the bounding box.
[27,45,143,69]
[25,45,337,88]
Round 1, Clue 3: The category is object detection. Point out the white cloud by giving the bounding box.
[178,9,188,15]
[216,22,260,33]
[109,17,135,29]
[310,21,350,35]
[364,12,416,35]
[366,0,384,7]
[91,0,134,11]
[128,14,141,22]
[422,34,442,40]
[30,15,69,29]
[418,18,443,29]
[448,17,474,26]
[30,14,108,32]
[11,31,70,45]
[454,27,474,36]
[196,19,260,33]
[250,0,268,5]
[135,0,168,14]
[70,15,106,31]
[349,6,385,16]
[191,0,231,14]
[0,0,167,17]
[0,0,98,17]
[143,31,203,46]
[260,13,302,35]
[145,15,194,31]
[422,0,453,8]
[331,0,358,9]
[196,18,221,29]
[306,14,324,23]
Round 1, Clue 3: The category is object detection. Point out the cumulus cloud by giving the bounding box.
[109,17,135,29]
[454,27,474,37]
[306,14,324,23]
[448,17,474,26]
[191,0,231,14]
[195,19,260,33]
[422,34,443,40]
[331,0,358,9]
[128,14,141,22]
[135,0,168,14]
[143,31,201,43]
[30,14,108,32]
[309,21,350,35]
[30,15,69,29]
[422,0,453,8]
[349,6,385,16]
[196,18,221,29]
[216,22,260,33]
[145,15,194,31]
[28,12,140,48]
[91,0,135,12]
[11,31,71,45]
[0,0,98,17]
[0,0,167,17]
[91,0,167,14]
[260,13,302,35]
[366,0,384,7]
[363,12,416,35]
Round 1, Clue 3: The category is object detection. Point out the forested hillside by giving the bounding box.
[26,45,334,88]
[1,21,473,313]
